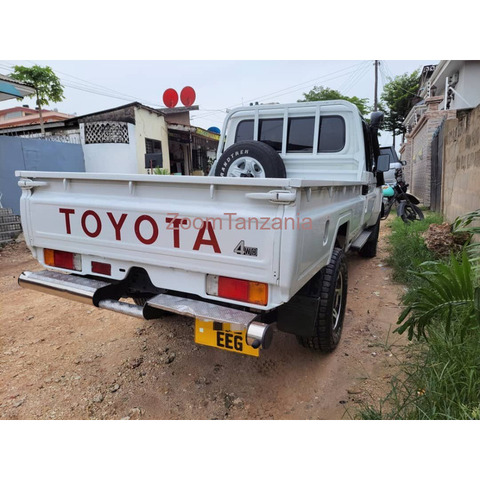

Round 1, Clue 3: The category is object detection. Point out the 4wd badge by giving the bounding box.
[234,240,258,257]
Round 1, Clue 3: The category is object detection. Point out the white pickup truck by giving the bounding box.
[17,100,388,357]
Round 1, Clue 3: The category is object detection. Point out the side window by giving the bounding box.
[235,120,254,143]
[259,118,283,151]
[287,117,315,152]
[318,116,345,152]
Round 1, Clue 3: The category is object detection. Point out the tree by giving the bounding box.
[10,64,65,137]
[380,70,420,148]
[299,86,370,116]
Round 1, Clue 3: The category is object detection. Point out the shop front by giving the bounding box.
[167,125,220,175]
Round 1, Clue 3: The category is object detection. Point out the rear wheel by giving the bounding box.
[297,248,348,352]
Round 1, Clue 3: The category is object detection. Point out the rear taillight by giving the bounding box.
[44,249,81,271]
[206,275,268,306]
[91,261,111,276]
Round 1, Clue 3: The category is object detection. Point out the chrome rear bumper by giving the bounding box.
[19,270,273,349]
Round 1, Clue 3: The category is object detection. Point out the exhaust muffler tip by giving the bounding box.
[246,321,274,350]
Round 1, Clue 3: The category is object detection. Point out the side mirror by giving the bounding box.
[401,160,407,166]
[370,111,384,131]
[377,154,390,172]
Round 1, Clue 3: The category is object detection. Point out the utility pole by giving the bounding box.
[374,60,379,111]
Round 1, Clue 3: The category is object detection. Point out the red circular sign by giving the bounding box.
[180,86,196,107]
[163,88,178,108]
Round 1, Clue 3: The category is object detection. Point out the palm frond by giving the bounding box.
[395,251,475,340]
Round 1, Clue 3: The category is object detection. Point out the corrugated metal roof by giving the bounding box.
[0,74,36,101]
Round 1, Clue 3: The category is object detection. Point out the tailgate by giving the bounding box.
[17,172,293,289]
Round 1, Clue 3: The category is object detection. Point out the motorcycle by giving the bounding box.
[381,168,424,223]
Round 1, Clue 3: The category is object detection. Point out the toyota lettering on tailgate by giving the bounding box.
[58,208,222,253]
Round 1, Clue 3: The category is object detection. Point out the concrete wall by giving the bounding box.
[80,123,138,174]
[442,105,480,223]
[134,107,170,174]
[164,111,191,125]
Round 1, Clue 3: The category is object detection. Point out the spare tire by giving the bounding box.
[214,141,286,178]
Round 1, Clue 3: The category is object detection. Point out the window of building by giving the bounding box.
[145,138,162,154]
[5,111,23,120]
[287,117,315,152]
[318,116,345,152]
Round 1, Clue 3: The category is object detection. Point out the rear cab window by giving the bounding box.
[318,116,345,152]
[232,113,346,153]
[287,117,315,152]
[235,120,254,143]
[259,119,283,151]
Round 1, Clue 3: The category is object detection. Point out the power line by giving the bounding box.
[25,61,151,100]
[379,62,388,88]
[381,61,421,98]
[339,61,371,93]
[0,62,163,107]
[342,61,372,95]
[241,61,365,104]
[382,60,396,81]
[193,62,367,121]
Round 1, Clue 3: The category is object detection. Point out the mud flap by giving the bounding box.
[276,294,319,337]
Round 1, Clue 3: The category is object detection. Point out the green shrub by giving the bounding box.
[357,210,480,420]
[386,212,443,286]
[396,250,478,341]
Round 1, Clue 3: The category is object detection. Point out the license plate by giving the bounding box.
[194,319,259,357]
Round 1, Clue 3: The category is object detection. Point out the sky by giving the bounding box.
[0,59,437,147]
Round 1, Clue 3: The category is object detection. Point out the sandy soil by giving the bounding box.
[0,222,405,420]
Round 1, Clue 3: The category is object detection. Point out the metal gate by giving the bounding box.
[0,136,85,215]
[430,120,445,212]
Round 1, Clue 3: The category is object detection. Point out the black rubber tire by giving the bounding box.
[359,214,381,258]
[297,248,348,352]
[398,202,424,223]
[214,141,286,178]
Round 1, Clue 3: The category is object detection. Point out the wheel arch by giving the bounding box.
[334,220,350,251]
[330,211,352,262]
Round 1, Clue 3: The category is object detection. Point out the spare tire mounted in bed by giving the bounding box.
[214,141,286,178]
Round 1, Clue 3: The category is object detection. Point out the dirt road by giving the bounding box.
[0,223,404,420]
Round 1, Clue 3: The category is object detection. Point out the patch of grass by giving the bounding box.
[357,209,480,420]
[385,212,443,286]
[357,323,480,420]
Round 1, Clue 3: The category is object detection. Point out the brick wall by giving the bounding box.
[400,97,455,206]
[442,104,480,223]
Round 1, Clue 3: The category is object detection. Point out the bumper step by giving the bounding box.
[146,293,256,327]
[18,270,274,348]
